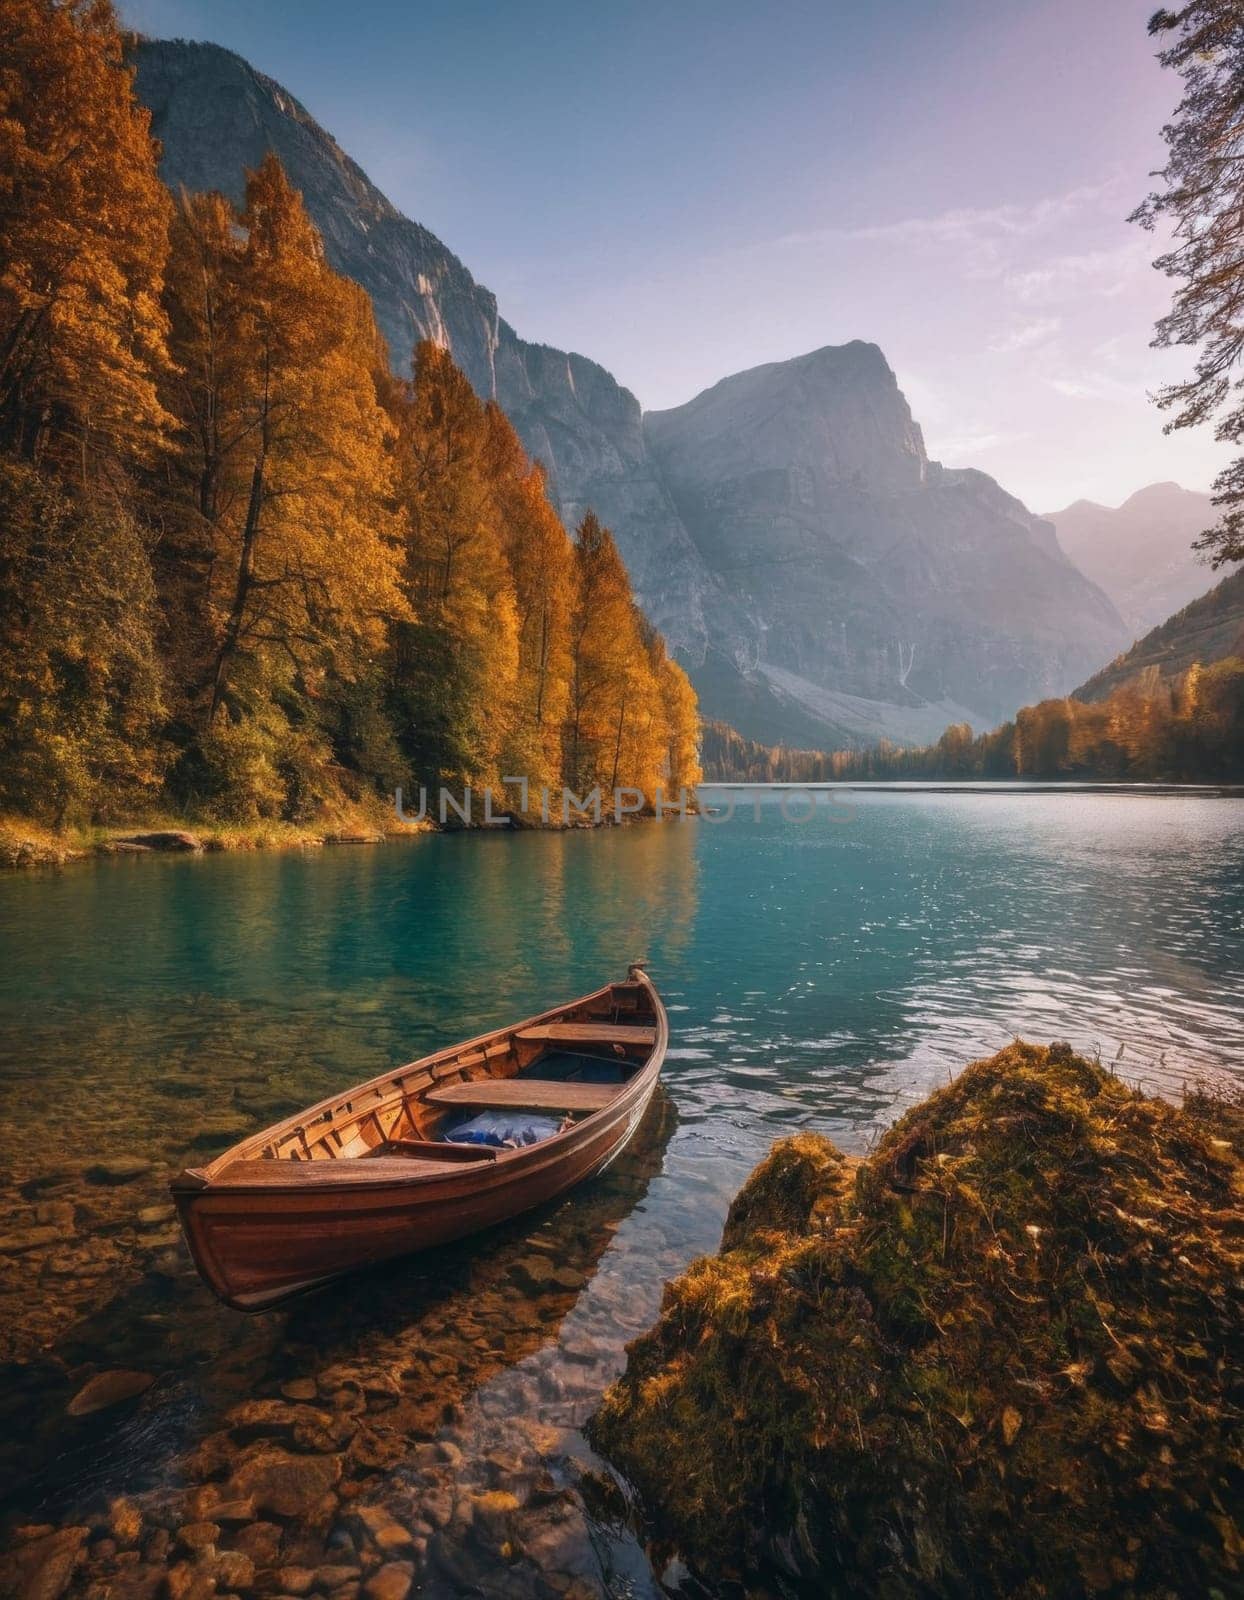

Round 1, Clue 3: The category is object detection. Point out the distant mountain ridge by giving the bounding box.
[1045,482,1216,638]
[130,36,1128,747]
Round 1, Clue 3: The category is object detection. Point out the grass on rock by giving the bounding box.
[591,1041,1243,1597]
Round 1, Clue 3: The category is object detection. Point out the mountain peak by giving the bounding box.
[647,339,928,497]
[1045,481,1215,636]
[1120,480,1195,508]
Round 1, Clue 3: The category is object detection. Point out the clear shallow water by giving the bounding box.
[1,793,1242,1595]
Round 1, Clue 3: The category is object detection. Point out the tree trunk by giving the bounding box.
[609,696,627,792]
[208,444,265,721]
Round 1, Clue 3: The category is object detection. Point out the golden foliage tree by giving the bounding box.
[565,512,644,797]
[159,161,406,727]
[205,157,405,721]
[0,458,164,822]
[389,340,520,795]
[484,406,573,801]
[659,651,702,794]
[0,0,171,474]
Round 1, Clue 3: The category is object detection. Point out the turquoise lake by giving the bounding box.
[1,790,1242,1594]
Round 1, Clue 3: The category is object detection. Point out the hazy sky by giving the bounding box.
[120,0,1226,511]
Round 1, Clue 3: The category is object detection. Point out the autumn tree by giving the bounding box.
[0,458,164,822]
[1133,2,1244,565]
[156,158,407,817]
[184,172,401,699]
[564,512,645,797]
[389,341,519,794]
[205,158,404,721]
[935,721,975,777]
[484,405,573,802]
[0,0,171,475]
[153,190,246,709]
[659,658,702,793]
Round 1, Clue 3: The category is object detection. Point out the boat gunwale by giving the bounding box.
[178,972,667,1194]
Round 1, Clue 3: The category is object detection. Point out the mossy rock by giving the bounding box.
[591,1042,1243,1597]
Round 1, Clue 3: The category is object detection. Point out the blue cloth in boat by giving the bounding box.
[444,1111,563,1149]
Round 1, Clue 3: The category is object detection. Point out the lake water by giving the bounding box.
[1,792,1242,1596]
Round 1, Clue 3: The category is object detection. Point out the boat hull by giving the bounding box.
[172,983,663,1310]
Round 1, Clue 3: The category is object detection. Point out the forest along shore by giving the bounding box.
[0,801,692,870]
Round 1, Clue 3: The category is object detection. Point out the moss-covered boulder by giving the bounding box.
[591,1043,1243,1597]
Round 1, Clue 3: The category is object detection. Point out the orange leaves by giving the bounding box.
[160,157,406,720]
[0,0,172,470]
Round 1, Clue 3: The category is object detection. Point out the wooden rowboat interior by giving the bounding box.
[175,975,663,1192]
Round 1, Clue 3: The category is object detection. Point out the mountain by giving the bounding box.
[646,344,1126,738]
[1073,565,1244,703]
[129,36,1128,748]
[1045,482,1216,638]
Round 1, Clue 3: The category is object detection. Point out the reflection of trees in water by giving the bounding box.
[564,822,699,968]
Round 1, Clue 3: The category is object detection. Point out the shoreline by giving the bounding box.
[5,781,1241,870]
[701,778,1244,795]
[0,807,684,871]
[0,814,429,871]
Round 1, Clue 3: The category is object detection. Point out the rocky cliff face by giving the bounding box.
[130,37,1127,748]
[646,345,1126,736]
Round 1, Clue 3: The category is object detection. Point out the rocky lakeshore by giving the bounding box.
[0,819,423,872]
[591,1043,1243,1597]
[0,1090,682,1600]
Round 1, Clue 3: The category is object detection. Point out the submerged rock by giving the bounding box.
[112,831,202,852]
[0,1526,86,1600]
[66,1370,154,1416]
[0,1226,60,1254]
[226,1448,341,1520]
[84,1157,153,1185]
[592,1043,1243,1597]
[363,1562,412,1600]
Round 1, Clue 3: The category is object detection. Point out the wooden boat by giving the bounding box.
[171,964,667,1310]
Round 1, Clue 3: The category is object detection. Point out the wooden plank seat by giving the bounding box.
[212,1157,457,1186]
[424,1078,624,1114]
[514,1023,656,1047]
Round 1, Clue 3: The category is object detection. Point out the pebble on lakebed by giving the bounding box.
[590,1041,1244,1597]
